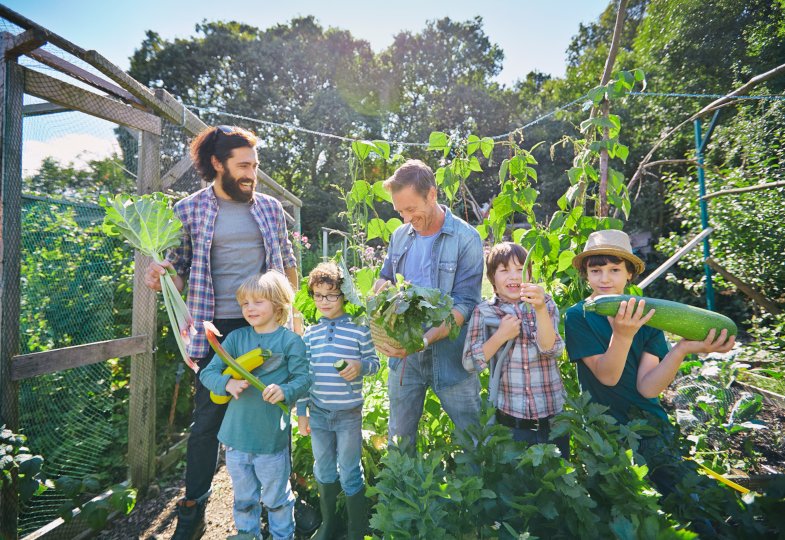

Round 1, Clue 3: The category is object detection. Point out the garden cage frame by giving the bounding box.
[0,5,301,538]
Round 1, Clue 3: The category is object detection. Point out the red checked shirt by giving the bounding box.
[167,186,296,359]
[462,294,566,419]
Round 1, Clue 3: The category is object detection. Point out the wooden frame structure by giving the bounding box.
[0,6,301,538]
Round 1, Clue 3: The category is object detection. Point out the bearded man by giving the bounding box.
[144,125,301,539]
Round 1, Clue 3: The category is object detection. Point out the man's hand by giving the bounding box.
[297,415,311,436]
[144,260,174,291]
[262,383,285,404]
[226,379,249,400]
[376,342,408,359]
[338,359,362,381]
[494,314,521,343]
[373,279,392,294]
[608,298,655,340]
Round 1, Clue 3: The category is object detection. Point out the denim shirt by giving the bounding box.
[379,206,483,389]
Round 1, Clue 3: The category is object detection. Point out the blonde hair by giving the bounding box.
[236,271,293,326]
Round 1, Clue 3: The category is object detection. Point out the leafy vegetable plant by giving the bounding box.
[101,193,197,372]
[366,275,459,355]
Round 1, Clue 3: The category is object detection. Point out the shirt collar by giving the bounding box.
[318,313,351,324]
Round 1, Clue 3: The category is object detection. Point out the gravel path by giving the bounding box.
[96,464,241,540]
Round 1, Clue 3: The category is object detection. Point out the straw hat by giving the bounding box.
[572,229,645,275]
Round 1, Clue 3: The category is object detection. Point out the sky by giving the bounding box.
[4,0,610,173]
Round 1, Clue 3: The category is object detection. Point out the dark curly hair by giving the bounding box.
[190,125,257,181]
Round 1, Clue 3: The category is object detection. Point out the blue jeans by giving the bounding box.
[309,403,364,496]
[186,317,249,502]
[388,349,481,446]
[224,446,295,540]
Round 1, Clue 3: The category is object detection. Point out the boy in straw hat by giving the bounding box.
[564,229,737,530]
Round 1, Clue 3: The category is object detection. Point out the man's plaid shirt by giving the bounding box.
[167,186,296,359]
[462,294,566,419]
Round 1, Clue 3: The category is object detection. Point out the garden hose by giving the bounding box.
[684,457,750,494]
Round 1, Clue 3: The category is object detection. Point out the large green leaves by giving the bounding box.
[101,193,182,262]
[366,278,458,355]
[102,193,196,372]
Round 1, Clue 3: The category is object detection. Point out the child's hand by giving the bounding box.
[262,384,285,404]
[679,328,736,356]
[495,314,521,342]
[226,379,249,400]
[608,298,655,339]
[297,416,311,436]
[520,283,546,310]
[338,359,362,381]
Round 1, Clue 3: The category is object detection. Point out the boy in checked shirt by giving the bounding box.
[462,242,568,456]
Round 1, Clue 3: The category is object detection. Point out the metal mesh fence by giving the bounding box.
[17,195,132,535]
[14,94,144,534]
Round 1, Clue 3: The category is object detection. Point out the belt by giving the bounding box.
[495,409,550,431]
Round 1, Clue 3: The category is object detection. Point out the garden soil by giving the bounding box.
[96,464,238,539]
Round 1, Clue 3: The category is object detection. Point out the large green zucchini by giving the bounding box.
[583,294,737,341]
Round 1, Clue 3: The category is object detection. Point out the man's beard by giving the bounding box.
[220,170,254,202]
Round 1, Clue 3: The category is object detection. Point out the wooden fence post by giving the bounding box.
[128,130,161,490]
[0,52,25,539]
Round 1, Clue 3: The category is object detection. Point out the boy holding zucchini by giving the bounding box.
[296,262,379,540]
[564,229,736,522]
[200,271,311,540]
[462,242,569,456]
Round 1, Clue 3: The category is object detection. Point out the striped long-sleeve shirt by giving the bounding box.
[296,314,379,415]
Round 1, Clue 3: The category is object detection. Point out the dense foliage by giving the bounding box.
[17,0,785,536]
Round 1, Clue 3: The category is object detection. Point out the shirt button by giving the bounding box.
[328,338,333,342]
[330,322,335,326]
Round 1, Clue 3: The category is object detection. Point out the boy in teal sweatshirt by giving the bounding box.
[200,271,312,540]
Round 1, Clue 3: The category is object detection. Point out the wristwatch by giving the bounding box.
[422,336,429,350]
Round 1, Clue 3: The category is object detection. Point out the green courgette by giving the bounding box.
[334,359,348,371]
[583,294,737,341]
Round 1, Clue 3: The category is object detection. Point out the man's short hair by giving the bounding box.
[383,159,436,199]
[236,271,293,326]
[190,125,257,181]
[307,261,344,295]
[486,242,529,290]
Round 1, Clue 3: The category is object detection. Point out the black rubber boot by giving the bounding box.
[171,498,206,540]
[345,486,368,540]
[310,481,341,540]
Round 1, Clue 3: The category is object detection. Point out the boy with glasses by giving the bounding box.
[296,262,379,540]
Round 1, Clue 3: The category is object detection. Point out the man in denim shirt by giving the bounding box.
[373,159,483,446]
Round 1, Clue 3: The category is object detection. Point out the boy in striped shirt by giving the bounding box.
[296,262,379,540]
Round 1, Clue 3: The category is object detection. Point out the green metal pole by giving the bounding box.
[694,115,717,311]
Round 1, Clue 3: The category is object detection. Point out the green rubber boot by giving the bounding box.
[345,486,368,540]
[311,481,341,540]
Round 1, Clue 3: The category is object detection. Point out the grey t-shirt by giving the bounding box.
[403,231,438,287]
[211,198,266,318]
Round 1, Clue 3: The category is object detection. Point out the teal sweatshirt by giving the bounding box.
[199,325,312,454]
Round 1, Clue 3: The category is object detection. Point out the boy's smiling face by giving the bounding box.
[312,283,345,319]
[586,261,632,297]
[492,256,525,303]
[240,295,278,332]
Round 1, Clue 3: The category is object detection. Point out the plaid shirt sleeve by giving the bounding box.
[462,304,489,373]
[168,203,192,279]
[534,296,564,358]
[274,199,297,269]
